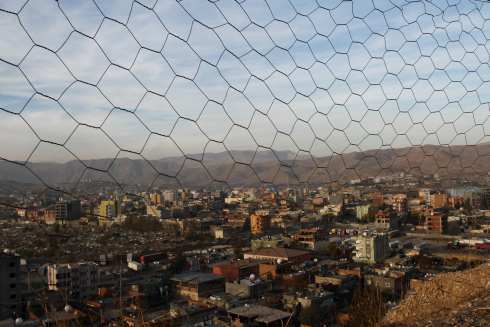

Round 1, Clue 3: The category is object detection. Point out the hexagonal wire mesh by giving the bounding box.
[1,0,490,210]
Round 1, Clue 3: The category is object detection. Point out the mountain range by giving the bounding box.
[0,143,489,191]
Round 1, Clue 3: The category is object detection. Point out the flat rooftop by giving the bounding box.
[228,304,290,324]
[244,247,310,259]
[171,272,224,284]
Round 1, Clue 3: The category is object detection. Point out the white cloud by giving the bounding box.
[0,0,488,163]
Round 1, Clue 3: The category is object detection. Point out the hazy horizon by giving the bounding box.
[7,140,490,165]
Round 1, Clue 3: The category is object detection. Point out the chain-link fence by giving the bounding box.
[0,0,490,201]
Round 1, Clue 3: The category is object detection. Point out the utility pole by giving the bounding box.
[119,255,123,316]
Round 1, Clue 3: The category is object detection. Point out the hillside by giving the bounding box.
[382,262,490,327]
[0,143,489,189]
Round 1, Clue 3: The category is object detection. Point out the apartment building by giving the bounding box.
[353,233,390,264]
[47,262,99,301]
[0,253,22,320]
[250,212,271,235]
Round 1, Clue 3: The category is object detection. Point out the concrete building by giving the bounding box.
[430,193,448,209]
[47,262,99,301]
[408,198,423,214]
[283,288,335,325]
[211,226,234,240]
[162,190,175,203]
[42,207,56,225]
[226,278,272,298]
[481,187,490,210]
[250,212,271,235]
[355,204,371,221]
[55,200,81,223]
[171,273,225,301]
[146,205,162,218]
[314,274,357,289]
[391,194,407,213]
[353,233,390,264]
[0,253,22,320]
[228,305,291,327]
[425,210,448,233]
[212,260,259,282]
[319,204,342,216]
[365,271,409,300]
[419,188,431,206]
[149,192,162,205]
[98,200,119,219]
[292,228,329,250]
[374,210,400,231]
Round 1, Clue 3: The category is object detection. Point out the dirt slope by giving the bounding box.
[382,262,490,327]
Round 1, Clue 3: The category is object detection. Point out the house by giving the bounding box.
[364,273,405,300]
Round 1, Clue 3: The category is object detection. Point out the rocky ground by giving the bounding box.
[382,262,490,327]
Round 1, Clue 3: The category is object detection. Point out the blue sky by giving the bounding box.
[0,0,490,164]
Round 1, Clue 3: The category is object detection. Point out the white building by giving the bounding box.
[47,262,99,300]
[353,233,390,264]
[212,226,225,239]
[224,196,242,205]
[320,204,342,216]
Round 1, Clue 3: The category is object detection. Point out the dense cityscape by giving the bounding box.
[2,0,490,326]
[1,172,490,326]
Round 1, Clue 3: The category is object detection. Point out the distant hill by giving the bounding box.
[0,143,489,190]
